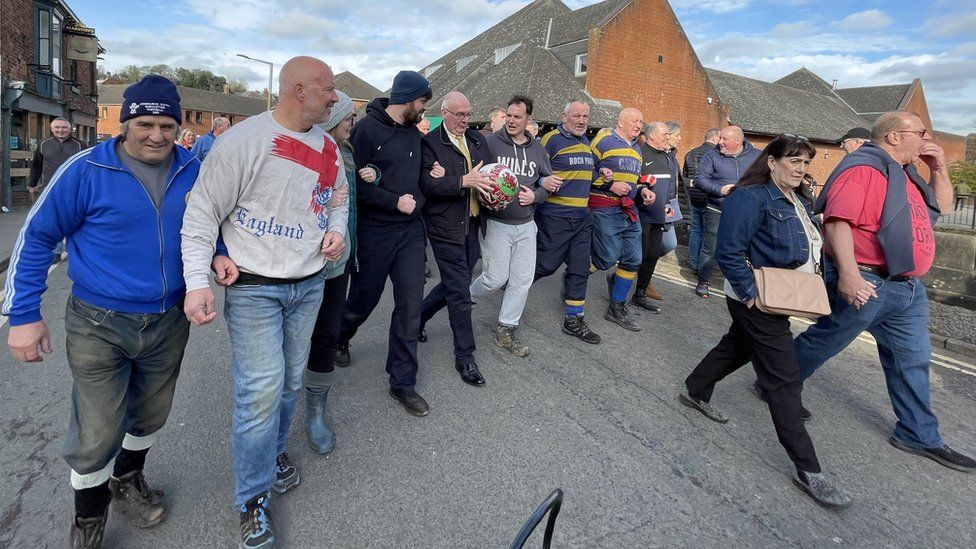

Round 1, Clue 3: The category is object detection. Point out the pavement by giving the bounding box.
[1,257,975,548]
[0,204,30,273]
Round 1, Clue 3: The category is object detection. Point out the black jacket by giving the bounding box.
[637,142,677,224]
[30,136,84,188]
[349,97,425,225]
[420,124,492,244]
[682,142,713,208]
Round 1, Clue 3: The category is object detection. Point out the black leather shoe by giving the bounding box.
[630,293,661,313]
[455,362,486,387]
[388,387,429,416]
[889,436,976,472]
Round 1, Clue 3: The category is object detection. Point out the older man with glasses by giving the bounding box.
[418,91,494,387]
[789,111,974,473]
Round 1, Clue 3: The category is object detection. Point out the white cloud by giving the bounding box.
[770,22,817,39]
[835,9,892,32]
[922,11,976,38]
[670,0,752,14]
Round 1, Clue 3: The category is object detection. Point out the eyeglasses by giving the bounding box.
[893,129,928,138]
[442,108,471,119]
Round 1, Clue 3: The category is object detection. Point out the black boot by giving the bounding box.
[562,315,601,344]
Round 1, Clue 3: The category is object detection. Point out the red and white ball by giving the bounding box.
[478,163,520,211]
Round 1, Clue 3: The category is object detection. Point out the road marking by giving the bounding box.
[0,260,63,329]
[653,268,976,377]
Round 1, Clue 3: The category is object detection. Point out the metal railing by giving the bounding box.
[938,196,976,230]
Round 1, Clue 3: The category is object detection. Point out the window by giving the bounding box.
[575,54,587,77]
[100,107,107,119]
[456,55,476,73]
[422,64,442,78]
[657,54,664,64]
[34,4,63,99]
[196,112,203,124]
[494,43,521,65]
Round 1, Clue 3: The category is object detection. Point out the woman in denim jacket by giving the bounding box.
[678,135,852,508]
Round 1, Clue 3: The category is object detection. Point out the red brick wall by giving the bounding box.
[584,0,726,165]
[97,105,254,137]
[901,81,933,132]
[1,0,98,123]
[936,132,967,166]
[1,0,35,84]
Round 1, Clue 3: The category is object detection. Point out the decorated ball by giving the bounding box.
[478,163,520,211]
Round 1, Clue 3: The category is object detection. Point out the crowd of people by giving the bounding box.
[3,54,974,549]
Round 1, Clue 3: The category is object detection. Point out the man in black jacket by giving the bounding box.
[338,70,433,416]
[682,128,719,273]
[418,91,493,387]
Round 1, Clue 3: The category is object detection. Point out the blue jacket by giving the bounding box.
[816,142,939,277]
[2,138,200,325]
[323,141,358,279]
[716,182,820,302]
[190,131,216,161]
[694,141,761,209]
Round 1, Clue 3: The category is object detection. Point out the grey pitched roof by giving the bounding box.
[834,84,911,115]
[774,68,833,96]
[705,68,870,142]
[334,71,382,102]
[417,0,619,127]
[547,0,627,47]
[427,44,618,127]
[98,84,267,116]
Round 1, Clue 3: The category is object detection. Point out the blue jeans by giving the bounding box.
[590,209,642,271]
[696,207,722,281]
[688,205,707,270]
[225,275,325,505]
[794,273,943,448]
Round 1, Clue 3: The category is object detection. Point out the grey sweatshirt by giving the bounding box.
[181,111,349,291]
[484,129,550,225]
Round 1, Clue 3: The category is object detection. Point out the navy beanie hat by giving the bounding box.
[120,75,183,124]
[389,71,431,105]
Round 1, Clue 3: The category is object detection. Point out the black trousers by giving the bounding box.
[635,222,665,293]
[339,218,426,390]
[685,298,821,473]
[420,222,480,363]
[306,270,351,373]
[534,213,592,302]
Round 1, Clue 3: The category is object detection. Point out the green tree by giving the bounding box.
[949,161,976,195]
[227,79,249,94]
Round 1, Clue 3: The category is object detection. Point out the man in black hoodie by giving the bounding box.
[337,70,432,417]
[418,91,494,387]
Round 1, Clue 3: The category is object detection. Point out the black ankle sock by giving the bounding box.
[114,447,149,478]
[75,482,111,519]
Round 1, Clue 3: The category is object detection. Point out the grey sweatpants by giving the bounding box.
[470,218,537,326]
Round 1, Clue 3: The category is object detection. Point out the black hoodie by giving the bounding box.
[349,97,425,225]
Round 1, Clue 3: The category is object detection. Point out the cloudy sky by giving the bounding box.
[80,0,976,135]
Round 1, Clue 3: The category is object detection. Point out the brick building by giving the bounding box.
[1,0,100,207]
[96,84,267,139]
[416,0,967,182]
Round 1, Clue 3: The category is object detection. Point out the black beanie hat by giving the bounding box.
[120,75,183,124]
[389,71,431,105]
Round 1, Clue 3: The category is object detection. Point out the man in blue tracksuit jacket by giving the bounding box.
[2,76,199,547]
[691,125,760,297]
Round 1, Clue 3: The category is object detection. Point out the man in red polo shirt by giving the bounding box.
[792,111,973,473]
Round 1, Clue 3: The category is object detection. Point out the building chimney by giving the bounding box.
[831,79,838,90]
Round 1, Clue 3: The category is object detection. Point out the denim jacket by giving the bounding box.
[716,181,820,301]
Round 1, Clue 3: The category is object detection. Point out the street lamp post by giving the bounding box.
[236,53,273,111]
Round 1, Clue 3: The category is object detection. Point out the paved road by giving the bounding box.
[2,260,975,548]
